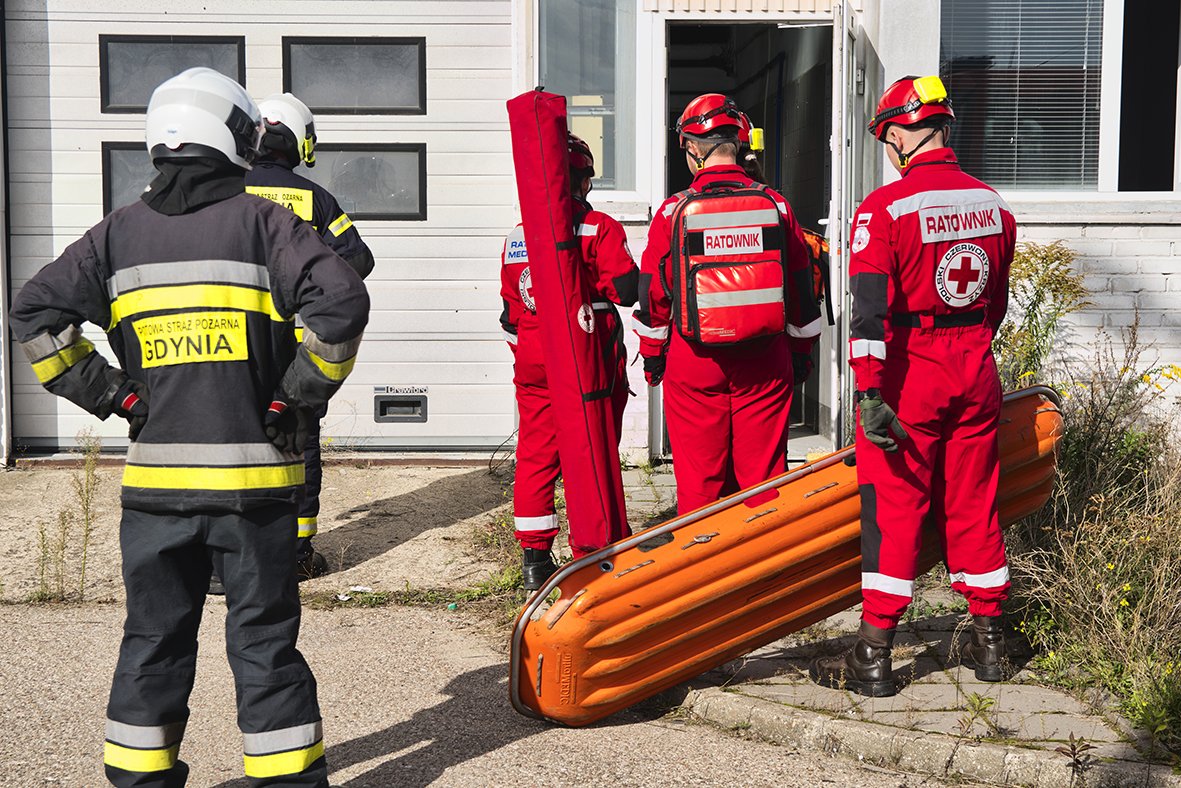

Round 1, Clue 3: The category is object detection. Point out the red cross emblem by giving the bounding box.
[936,243,989,307]
[947,255,982,295]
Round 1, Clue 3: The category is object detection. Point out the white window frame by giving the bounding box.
[958,0,1181,199]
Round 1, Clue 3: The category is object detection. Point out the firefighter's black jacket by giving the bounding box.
[10,191,370,513]
[246,160,375,279]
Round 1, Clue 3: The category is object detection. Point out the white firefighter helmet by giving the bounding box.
[145,67,263,170]
[258,92,317,167]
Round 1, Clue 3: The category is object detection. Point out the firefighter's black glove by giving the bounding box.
[112,378,150,442]
[792,352,814,386]
[264,398,313,455]
[858,394,909,453]
[643,355,666,387]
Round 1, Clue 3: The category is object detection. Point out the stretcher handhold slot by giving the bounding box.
[614,560,655,578]
[804,482,840,498]
[744,508,777,523]
[682,532,720,549]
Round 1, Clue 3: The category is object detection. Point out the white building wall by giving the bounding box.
[5,0,518,451]
[1012,201,1181,396]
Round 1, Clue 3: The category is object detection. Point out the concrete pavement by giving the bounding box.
[1,602,951,787]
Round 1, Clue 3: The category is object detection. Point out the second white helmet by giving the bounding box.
[145,67,263,170]
[258,93,317,167]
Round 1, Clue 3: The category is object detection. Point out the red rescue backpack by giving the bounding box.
[663,182,788,345]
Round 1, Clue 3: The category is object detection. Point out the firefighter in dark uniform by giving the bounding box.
[10,68,368,787]
[245,92,375,580]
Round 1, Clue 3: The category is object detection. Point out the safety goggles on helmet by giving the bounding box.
[867,75,953,140]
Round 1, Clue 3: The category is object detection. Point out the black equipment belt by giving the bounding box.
[891,309,986,328]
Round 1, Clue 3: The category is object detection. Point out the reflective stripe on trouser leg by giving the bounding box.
[106,509,209,788]
[104,720,185,778]
[855,410,939,630]
[513,368,561,551]
[243,722,325,779]
[205,503,328,787]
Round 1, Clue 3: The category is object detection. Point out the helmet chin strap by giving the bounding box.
[888,127,943,168]
[688,140,729,170]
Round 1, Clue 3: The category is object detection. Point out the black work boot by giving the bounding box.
[296,537,328,581]
[960,615,1009,682]
[522,548,558,592]
[810,621,897,697]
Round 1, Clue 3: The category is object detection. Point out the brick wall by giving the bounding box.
[1013,200,1181,403]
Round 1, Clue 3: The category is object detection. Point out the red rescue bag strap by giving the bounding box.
[659,187,696,295]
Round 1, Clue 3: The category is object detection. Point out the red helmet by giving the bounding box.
[567,132,594,177]
[676,94,742,145]
[736,111,752,144]
[867,75,955,140]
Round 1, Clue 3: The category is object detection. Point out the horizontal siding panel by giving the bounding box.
[8,0,524,450]
[364,282,500,311]
[364,310,500,336]
[332,383,514,415]
[13,383,515,418]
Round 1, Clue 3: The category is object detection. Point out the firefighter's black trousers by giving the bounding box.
[104,504,327,788]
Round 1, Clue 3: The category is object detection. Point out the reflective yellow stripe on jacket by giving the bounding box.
[106,260,289,330]
[327,213,353,237]
[29,337,96,384]
[124,443,304,491]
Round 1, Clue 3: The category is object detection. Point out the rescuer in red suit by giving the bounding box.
[633,94,822,515]
[810,76,1017,697]
[500,133,639,590]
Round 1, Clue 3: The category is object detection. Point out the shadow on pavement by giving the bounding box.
[314,468,511,573]
[211,663,557,788]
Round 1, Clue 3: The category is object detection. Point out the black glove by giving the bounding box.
[112,378,150,442]
[643,355,666,387]
[792,352,814,386]
[264,398,314,455]
[858,393,909,453]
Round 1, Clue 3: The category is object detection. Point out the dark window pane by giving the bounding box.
[940,0,1103,189]
[103,144,156,214]
[286,39,425,114]
[101,36,243,112]
[304,146,426,220]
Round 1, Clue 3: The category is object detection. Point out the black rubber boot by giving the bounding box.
[208,571,226,597]
[810,622,897,697]
[961,615,1008,682]
[522,548,558,592]
[295,537,329,581]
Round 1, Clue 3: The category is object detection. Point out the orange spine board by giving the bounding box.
[510,387,1064,726]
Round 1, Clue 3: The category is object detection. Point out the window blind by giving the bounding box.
[940,0,1104,189]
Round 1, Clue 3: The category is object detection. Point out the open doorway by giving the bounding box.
[665,21,833,437]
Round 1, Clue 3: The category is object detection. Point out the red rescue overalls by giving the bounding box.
[634,165,821,514]
[849,148,1016,630]
[500,199,638,555]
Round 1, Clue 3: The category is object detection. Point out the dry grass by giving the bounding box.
[1008,327,1181,757]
